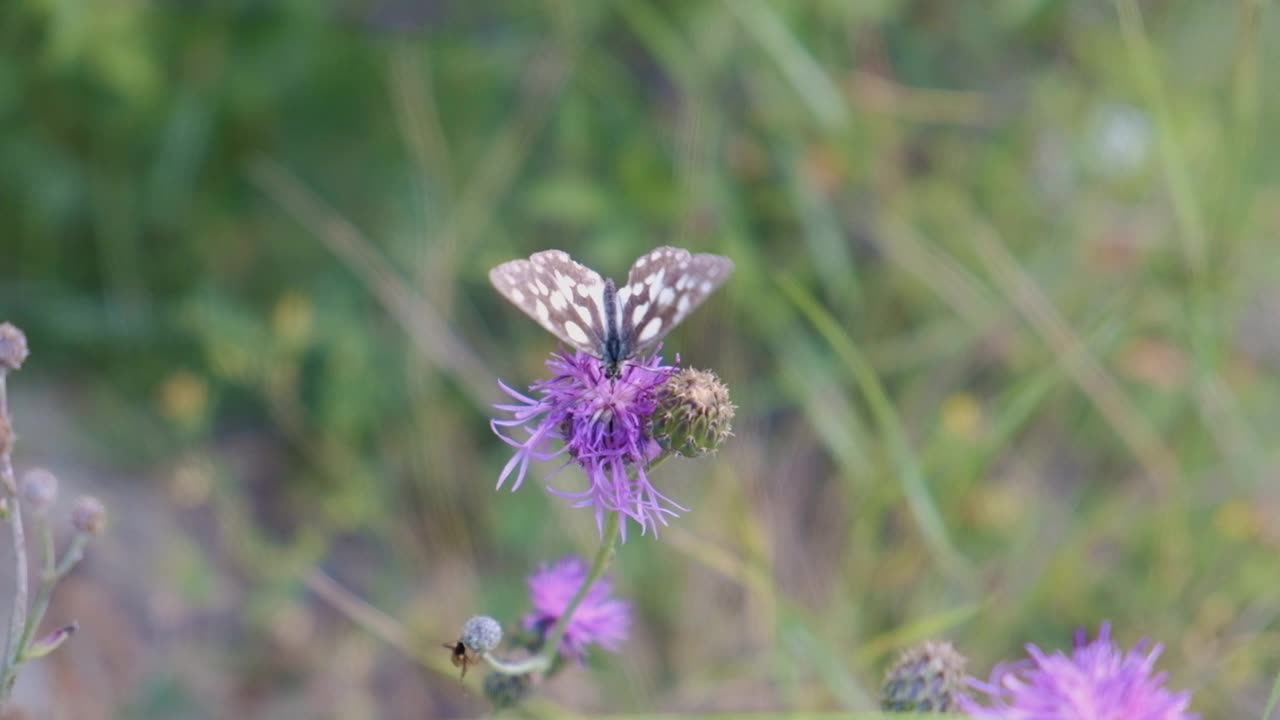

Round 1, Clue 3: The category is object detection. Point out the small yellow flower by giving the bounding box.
[273,291,314,348]
[158,370,209,428]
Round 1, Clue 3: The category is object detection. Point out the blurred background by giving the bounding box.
[2,0,1279,717]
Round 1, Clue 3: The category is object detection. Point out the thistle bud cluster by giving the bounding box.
[880,640,968,713]
[651,368,735,458]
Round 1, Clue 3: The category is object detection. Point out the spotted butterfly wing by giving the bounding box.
[490,246,733,370]
[616,246,734,357]
[489,250,610,357]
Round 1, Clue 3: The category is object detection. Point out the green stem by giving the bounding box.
[0,372,25,703]
[14,530,87,665]
[486,510,623,676]
[484,451,672,676]
[12,518,55,662]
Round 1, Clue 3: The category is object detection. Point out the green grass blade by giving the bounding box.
[779,277,971,583]
[1263,667,1280,720]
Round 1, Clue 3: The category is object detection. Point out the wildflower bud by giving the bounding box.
[651,368,734,457]
[19,468,58,513]
[0,323,29,372]
[483,671,532,709]
[880,640,968,713]
[461,615,503,655]
[24,622,76,660]
[70,496,107,535]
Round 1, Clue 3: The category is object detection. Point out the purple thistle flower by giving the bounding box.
[524,555,631,660]
[492,349,684,538]
[961,623,1198,720]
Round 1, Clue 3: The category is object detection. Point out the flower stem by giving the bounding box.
[485,510,623,676]
[0,372,25,702]
[13,529,87,669]
[484,450,672,677]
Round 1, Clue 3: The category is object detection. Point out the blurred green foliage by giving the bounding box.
[3,0,1280,717]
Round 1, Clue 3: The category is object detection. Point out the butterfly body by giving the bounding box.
[600,278,626,370]
[490,247,733,375]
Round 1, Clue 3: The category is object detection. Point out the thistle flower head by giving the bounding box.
[961,623,1197,720]
[492,350,684,538]
[652,367,734,457]
[880,640,968,713]
[524,555,631,661]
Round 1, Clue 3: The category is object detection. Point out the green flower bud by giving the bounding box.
[24,623,77,660]
[880,640,968,713]
[483,671,532,709]
[652,368,734,457]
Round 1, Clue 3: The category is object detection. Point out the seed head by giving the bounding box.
[70,496,107,535]
[461,615,503,654]
[880,640,968,713]
[0,323,28,372]
[651,368,734,458]
[19,468,58,513]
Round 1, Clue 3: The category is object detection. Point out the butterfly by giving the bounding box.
[489,246,734,374]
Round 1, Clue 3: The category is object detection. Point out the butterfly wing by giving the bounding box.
[617,246,734,355]
[489,250,610,357]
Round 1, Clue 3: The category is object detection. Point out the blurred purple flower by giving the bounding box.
[524,555,631,660]
[492,350,681,538]
[961,623,1197,720]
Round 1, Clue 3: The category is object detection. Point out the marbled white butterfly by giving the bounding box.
[489,246,734,374]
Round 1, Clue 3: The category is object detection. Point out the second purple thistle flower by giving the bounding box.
[524,555,632,659]
[492,350,684,538]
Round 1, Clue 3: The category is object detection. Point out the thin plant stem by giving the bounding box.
[484,510,622,676]
[304,568,441,672]
[0,372,26,700]
[486,450,673,676]
[12,517,54,664]
[14,530,87,666]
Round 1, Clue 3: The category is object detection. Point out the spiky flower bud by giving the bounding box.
[880,640,968,713]
[483,671,532,709]
[651,368,734,458]
[461,615,503,655]
[0,323,29,372]
[70,496,107,535]
[19,468,58,513]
